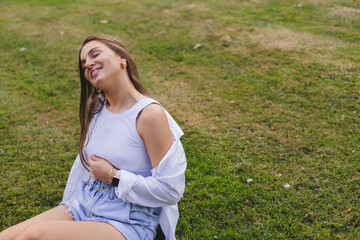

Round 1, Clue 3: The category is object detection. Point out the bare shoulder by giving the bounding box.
[137,103,167,124]
[136,103,170,136]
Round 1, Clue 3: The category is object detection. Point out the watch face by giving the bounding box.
[111,177,119,187]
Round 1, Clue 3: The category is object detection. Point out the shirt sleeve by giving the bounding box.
[114,139,187,207]
[62,114,98,202]
[62,154,90,202]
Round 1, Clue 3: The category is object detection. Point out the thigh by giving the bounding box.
[0,205,73,239]
[16,221,126,240]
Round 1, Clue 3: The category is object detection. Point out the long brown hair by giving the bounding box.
[78,34,148,170]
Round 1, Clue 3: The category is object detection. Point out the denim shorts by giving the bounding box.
[60,177,160,240]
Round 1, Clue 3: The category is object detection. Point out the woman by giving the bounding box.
[0,34,186,240]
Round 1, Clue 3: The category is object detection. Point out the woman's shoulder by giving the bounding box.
[137,101,168,128]
[138,97,184,141]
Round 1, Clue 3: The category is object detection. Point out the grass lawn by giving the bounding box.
[0,0,359,239]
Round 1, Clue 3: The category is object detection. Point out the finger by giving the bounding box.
[88,158,93,166]
[90,154,100,161]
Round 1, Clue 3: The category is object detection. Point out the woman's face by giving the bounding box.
[80,40,123,90]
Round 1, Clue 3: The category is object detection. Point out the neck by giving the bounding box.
[103,74,143,113]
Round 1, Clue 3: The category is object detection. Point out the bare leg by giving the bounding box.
[15,221,126,240]
[0,205,73,240]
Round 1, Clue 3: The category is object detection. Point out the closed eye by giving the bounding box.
[82,53,100,71]
[81,47,101,69]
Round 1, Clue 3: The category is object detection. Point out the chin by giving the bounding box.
[93,79,104,89]
[95,83,109,92]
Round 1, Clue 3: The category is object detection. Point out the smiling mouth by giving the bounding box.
[91,67,102,78]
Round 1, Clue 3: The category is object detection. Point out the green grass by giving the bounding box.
[1,0,359,239]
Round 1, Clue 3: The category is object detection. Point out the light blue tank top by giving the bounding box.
[84,98,158,177]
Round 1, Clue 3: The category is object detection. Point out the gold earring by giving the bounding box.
[121,62,127,69]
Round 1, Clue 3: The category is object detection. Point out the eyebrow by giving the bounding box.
[81,47,100,68]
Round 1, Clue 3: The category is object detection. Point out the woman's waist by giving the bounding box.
[78,177,161,221]
[84,177,116,196]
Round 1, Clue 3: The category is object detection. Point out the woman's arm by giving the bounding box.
[136,103,173,168]
[115,139,186,207]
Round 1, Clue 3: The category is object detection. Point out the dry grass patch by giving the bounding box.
[213,26,241,42]
[291,51,358,70]
[143,67,207,129]
[156,79,207,129]
[302,0,338,4]
[330,6,360,19]
[0,2,90,42]
[171,2,211,12]
[188,19,215,41]
[246,26,337,52]
[246,26,359,69]
[160,2,211,30]
[189,22,251,55]
[162,9,182,18]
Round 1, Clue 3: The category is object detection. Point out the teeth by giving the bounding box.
[92,69,100,77]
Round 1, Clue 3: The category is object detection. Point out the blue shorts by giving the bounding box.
[60,178,160,240]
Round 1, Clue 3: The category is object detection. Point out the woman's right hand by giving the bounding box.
[88,154,117,182]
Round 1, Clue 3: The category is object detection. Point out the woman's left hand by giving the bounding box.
[88,154,117,182]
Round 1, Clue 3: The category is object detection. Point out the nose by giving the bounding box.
[84,59,94,70]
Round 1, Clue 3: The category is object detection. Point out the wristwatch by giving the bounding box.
[111,171,120,187]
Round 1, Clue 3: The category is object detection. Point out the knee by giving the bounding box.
[13,224,43,240]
